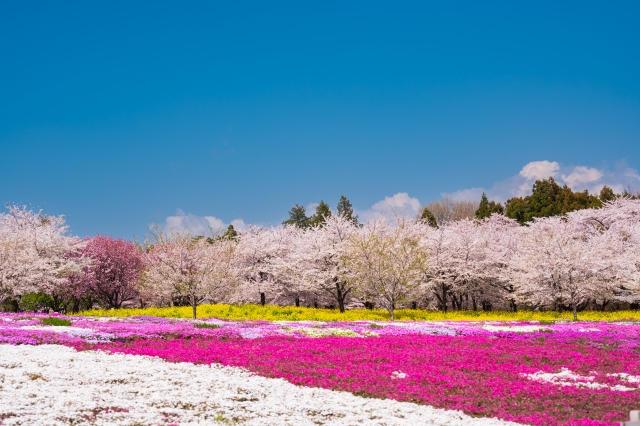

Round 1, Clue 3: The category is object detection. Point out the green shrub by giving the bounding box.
[20,293,54,312]
[194,322,221,329]
[42,317,71,326]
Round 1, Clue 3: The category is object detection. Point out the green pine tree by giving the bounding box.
[309,200,332,227]
[599,186,617,203]
[475,193,491,219]
[221,224,238,240]
[420,207,438,228]
[337,195,359,226]
[283,204,309,228]
[475,192,504,219]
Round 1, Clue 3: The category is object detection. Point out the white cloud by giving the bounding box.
[305,202,319,214]
[561,166,603,187]
[519,160,560,180]
[449,160,640,203]
[357,192,422,222]
[371,193,421,214]
[165,209,247,234]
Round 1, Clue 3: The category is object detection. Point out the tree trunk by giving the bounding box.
[192,303,197,319]
[260,292,266,306]
[335,283,345,313]
[434,282,448,314]
[472,296,477,311]
[295,297,300,307]
[411,301,417,310]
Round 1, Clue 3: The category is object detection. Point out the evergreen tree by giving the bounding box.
[221,224,238,240]
[505,177,601,224]
[420,207,438,228]
[475,193,491,219]
[475,193,504,219]
[283,204,309,228]
[599,186,617,203]
[337,195,359,226]
[309,200,332,228]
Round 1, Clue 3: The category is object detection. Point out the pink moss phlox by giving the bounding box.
[91,335,640,426]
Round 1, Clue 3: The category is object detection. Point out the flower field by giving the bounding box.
[1,314,639,425]
[76,303,640,322]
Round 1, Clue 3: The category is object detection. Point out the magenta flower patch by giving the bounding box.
[92,334,640,425]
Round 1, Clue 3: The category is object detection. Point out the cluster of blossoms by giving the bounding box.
[3,199,640,321]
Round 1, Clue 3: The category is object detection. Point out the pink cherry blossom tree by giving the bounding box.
[77,235,145,309]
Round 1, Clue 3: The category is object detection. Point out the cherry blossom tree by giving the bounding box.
[422,224,457,313]
[76,235,145,309]
[144,224,239,319]
[343,216,429,320]
[0,205,86,304]
[478,214,521,311]
[512,214,632,320]
[234,226,293,306]
[296,215,357,312]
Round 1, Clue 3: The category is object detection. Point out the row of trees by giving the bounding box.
[283,195,359,228]
[2,196,640,320]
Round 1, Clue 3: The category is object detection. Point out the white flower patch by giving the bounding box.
[608,373,640,384]
[0,344,520,426]
[482,325,551,333]
[578,328,601,332]
[522,368,636,392]
[391,371,408,380]
[20,325,115,342]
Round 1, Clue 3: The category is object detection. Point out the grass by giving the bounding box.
[193,322,221,329]
[74,304,640,322]
[42,317,72,326]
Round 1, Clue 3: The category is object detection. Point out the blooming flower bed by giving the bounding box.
[1,344,514,426]
[1,313,639,425]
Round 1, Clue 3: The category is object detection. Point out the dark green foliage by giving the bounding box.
[337,195,359,226]
[1,297,19,313]
[308,200,332,228]
[599,186,617,203]
[283,204,310,228]
[505,177,602,224]
[19,293,54,312]
[475,193,504,219]
[42,317,71,326]
[221,224,238,240]
[194,322,221,329]
[419,207,438,228]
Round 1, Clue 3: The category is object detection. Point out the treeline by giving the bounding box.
[2,191,640,320]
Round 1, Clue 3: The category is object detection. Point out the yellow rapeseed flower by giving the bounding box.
[74,304,640,322]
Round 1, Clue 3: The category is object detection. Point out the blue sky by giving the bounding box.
[1,1,639,238]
